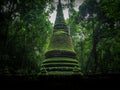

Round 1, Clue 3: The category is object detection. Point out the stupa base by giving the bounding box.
[40,57,81,75]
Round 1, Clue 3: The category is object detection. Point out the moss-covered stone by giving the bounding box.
[41,57,80,75]
[46,71,74,75]
[41,0,81,75]
[41,30,80,75]
[43,57,78,63]
[45,50,76,59]
[45,30,75,57]
[43,63,79,67]
[49,31,74,52]
[43,57,79,66]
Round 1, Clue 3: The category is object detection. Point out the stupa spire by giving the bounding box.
[54,0,68,33]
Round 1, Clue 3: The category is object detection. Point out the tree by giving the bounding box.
[70,0,120,74]
[0,0,54,76]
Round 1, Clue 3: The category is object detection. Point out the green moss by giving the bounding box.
[46,30,75,54]
[45,67,74,70]
[43,63,79,67]
[54,30,66,34]
[43,57,78,63]
[40,67,82,75]
[47,71,74,75]
[41,57,80,73]
[45,50,76,58]
[42,57,79,67]
[41,30,81,75]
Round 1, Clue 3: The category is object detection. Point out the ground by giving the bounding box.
[0,74,120,88]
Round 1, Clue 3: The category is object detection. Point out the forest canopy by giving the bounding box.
[0,0,120,76]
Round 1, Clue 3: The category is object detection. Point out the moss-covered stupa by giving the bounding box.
[41,0,80,75]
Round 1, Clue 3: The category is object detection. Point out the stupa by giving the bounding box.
[41,0,80,75]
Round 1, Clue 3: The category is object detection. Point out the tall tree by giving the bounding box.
[70,0,120,74]
[0,0,54,75]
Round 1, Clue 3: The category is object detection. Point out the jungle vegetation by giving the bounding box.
[0,0,120,77]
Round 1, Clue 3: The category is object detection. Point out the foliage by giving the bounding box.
[0,0,120,76]
[0,0,54,76]
[69,0,120,74]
